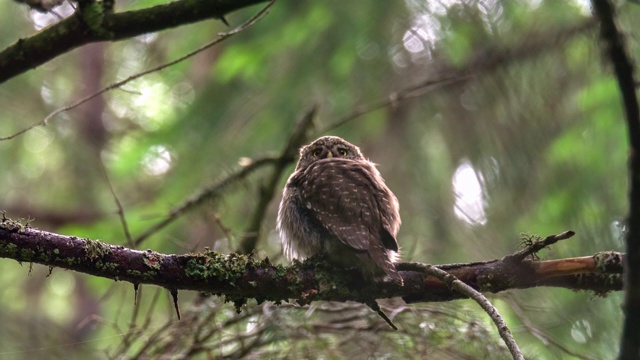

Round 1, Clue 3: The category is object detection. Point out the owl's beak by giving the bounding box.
[327,152,333,158]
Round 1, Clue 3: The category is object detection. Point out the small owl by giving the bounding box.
[277,136,402,284]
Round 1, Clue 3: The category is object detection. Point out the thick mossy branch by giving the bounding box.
[0,219,623,305]
[1,0,269,83]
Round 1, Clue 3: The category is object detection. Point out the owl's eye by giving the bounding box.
[312,150,321,157]
[338,148,348,156]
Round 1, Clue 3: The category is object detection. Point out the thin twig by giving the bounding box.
[321,19,596,133]
[122,285,144,352]
[98,155,134,248]
[128,316,177,359]
[321,75,465,133]
[507,298,599,360]
[212,212,235,246]
[419,264,524,360]
[365,300,398,330]
[170,288,181,320]
[133,155,279,246]
[114,287,164,357]
[0,0,276,141]
[509,230,575,262]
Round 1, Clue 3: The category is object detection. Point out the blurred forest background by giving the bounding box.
[0,0,635,358]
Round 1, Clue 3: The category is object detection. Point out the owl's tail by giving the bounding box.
[384,257,404,286]
[369,243,403,286]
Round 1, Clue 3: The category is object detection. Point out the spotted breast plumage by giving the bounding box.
[277,136,402,284]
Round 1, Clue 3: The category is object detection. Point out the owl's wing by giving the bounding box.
[297,159,400,252]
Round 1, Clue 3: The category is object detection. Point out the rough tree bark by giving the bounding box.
[0,217,623,308]
[0,0,270,83]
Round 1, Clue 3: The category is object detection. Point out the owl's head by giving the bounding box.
[296,136,364,170]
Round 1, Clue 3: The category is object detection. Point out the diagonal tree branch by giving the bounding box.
[237,105,317,254]
[422,264,523,360]
[322,17,597,132]
[133,155,280,247]
[1,0,270,84]
[0,218,624,306]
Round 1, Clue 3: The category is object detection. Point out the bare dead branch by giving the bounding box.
[509,230,575,262]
